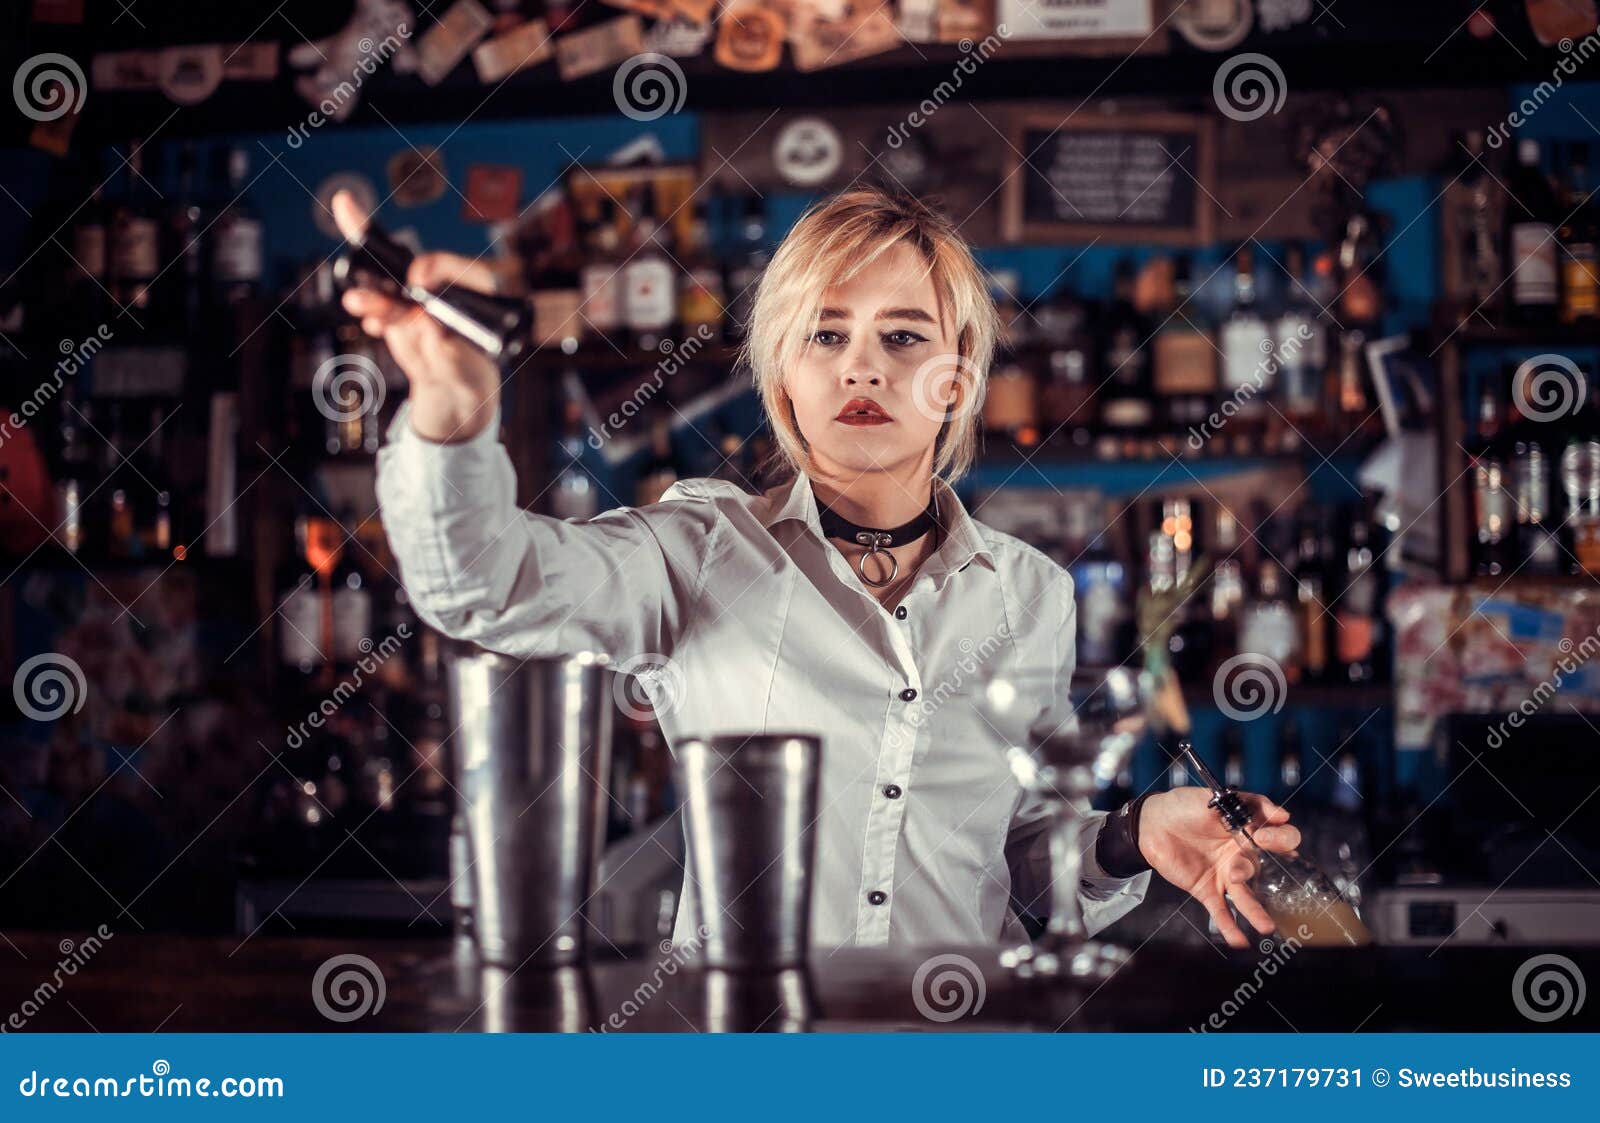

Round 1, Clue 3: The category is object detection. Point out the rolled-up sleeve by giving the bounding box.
[374,401,723,661]
[1004,574,1151,936]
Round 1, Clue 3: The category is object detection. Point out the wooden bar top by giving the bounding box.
[2,931,1596,1032]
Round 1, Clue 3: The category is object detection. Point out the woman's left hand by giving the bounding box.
[1135,787,1301,949]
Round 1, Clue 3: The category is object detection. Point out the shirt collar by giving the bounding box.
[760,472,996,580]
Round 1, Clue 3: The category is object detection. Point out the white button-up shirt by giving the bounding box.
[375,402,1150,952]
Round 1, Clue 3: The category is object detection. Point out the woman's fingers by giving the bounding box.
[1225,878,1279,939]
[1197,887,1250,949]
[331,189,370,244]
[1252,823,1302,853]
[1244,793,1292,825]
[342,287,405,322]
[407,250,498,296]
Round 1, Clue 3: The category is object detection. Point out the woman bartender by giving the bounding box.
[335,184,1301,954]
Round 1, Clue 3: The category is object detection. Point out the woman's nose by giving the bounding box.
[841,351,885,386]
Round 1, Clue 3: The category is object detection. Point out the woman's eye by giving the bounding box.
[812,329,844,346]
[884,330,928,347]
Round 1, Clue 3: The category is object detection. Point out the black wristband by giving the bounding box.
[1095,792,1154,878]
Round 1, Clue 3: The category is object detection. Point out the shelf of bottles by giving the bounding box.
[1026,491,1391,697]
[1440,137,1600,586]
[2,137,455,892]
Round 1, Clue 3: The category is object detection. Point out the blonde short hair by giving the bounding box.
[738,185,998,487]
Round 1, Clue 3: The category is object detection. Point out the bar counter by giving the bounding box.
[3,933,1596,1033]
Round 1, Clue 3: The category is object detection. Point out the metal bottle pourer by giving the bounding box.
[1169,736,1257,839]
[333,217,532,363]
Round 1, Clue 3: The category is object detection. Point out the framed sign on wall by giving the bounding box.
[1002,111,1216,245]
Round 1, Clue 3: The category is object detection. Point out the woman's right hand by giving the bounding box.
[331,189,501,443]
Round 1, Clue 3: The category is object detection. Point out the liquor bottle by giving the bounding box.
[1561,403,1600,576]
[1234,828,1374,946]
[550,391,598,520]
[1219,245,1273,421]
[1066,494,1129,668]
[278,515,325,678]
[318,325,382,457]
[138,405,175,557]
[1336,213,1385,326]
[1154,253,1217,444]
[679,197,725,340]
[1272,720,1303,805]
[579,196,624,349]
[1160,499,1213,681]
[211,147,264,310]
[1293,509,1331,685]
[68,157,109,323]
[1274,241,1327,427]
[1239,552,1299,679]
[1470,367,1512,576]
[724,195,769,343]
[1335,503,1382,684]
[622,181,677,352]
[1509,361,1563,573]
[990,270,1032,354]
[53,389,92,556]
[1040,346,1093,452]
[1558,142,1599,324]
[98,402,137,560]
[1440,129,1503,310]
[165,141,207,330]
[1334,329,1370,424]
[637,418,681,507]
[331,522,374,670]
[982,358,1040,447]
[108,138,161,318]
[1222,726,1245,791]
[1323,746,1370,909]
[1208,504,1244,669]
[1097,259,1153,457]
[1505,138,1561,325]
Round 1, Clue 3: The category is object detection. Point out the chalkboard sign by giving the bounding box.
[1002,113,1214,245]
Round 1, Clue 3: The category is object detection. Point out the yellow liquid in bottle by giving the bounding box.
[1266,895,1374,947]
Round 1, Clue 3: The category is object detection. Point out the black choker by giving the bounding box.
[817,497,939,588]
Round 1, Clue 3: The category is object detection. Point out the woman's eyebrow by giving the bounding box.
[817,305,938,324]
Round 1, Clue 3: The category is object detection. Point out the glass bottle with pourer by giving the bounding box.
[1144,604,1374,948]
